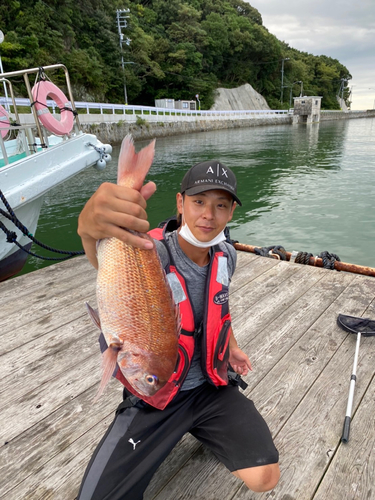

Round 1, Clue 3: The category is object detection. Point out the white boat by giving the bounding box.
[0,64,112,281]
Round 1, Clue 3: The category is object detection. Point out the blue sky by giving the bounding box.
[247,0,375,110]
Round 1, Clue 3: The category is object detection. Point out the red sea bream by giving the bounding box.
[91,135,179,399]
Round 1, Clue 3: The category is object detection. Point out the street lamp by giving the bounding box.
[289,81,302,108]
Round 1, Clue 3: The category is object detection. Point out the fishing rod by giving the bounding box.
[234,242,375,278]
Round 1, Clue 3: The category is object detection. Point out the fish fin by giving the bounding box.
[85,302,101,330]
[117,135,156,190]
[93,347,119,404]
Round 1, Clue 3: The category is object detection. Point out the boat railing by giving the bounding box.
[0,64,80,166]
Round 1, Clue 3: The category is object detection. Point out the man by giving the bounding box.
[77,158,280,499]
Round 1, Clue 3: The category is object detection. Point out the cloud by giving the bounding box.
[246,0,375,109]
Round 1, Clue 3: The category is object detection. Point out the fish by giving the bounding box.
[90,135,180,400]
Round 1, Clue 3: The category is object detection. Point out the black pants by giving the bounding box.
[77,383,278,500]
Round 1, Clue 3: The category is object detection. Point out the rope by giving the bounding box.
[254,245,287,260]
[0,188,84,261]
[255,244,341,270]
[295,251,313,265]
[317,251,341,270]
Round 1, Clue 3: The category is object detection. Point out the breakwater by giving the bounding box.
[79,109,375,143]
[320,110,375,121]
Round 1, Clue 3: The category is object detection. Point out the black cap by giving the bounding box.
[180,160,242,206]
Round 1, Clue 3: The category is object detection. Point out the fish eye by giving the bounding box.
[145,375,158,385]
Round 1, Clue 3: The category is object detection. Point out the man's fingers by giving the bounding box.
[107,224,153,249]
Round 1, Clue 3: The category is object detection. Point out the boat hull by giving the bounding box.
[0,196,44,281]
[0,132,108,281]
[0,242,32,281]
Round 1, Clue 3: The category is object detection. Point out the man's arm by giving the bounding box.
[77,181,157,269]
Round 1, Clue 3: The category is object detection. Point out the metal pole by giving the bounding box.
[341,332,361,443]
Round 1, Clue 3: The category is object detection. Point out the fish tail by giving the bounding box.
[93,347,119,404]
[117,135,156,190]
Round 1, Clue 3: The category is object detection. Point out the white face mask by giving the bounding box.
[179,218,226,248]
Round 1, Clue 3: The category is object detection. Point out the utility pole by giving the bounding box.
[280,58,290,104]
[116,9,131,105]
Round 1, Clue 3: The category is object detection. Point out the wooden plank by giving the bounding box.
[230,253,283,293]
[0,384,120,498]
[0,269,96,337]
[230,276,375,500]
[236,271,356,390]
[0,291,97,358]
[234,250,258,270]
[0,348,103,444]
[0,255,91,310]
[230,263,327,339]
[0,312,98,404]
[313,300,375,500]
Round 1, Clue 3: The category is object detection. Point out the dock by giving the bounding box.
[1,252,375,500]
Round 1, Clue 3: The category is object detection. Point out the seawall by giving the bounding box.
[77,109,375,144]
[320,110,375,121]
[79,115,292,143]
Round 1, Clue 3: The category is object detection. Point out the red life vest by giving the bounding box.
[102,221,233,410]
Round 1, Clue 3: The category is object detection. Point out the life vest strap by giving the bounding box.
[116,395,141,415]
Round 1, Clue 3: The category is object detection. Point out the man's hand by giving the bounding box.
[77,181,157,268]
[229,346,252,376]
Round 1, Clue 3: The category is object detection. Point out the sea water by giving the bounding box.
[17,117,375,276]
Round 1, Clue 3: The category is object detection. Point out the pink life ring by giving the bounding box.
[31,81,74,136]
[0,105,10,139]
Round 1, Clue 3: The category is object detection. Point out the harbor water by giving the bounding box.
[17,117,375,277]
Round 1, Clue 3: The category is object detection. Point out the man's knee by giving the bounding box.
[233,463,280,492]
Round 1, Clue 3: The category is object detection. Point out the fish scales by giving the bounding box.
[97,239,176,354]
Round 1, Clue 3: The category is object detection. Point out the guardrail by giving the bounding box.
[0,96,289,118]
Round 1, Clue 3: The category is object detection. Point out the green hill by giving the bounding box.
[0,0,351,110]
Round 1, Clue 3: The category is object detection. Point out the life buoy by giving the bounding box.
[31,81,74,136]
[0,105,10,139]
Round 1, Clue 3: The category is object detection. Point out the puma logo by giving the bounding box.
[128,438,141,450]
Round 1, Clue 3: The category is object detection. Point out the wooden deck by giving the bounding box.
[1,252,375,500]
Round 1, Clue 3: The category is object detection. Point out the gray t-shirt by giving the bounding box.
[154,230,237,390]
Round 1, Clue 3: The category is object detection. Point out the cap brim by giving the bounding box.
[184,185,242,206]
